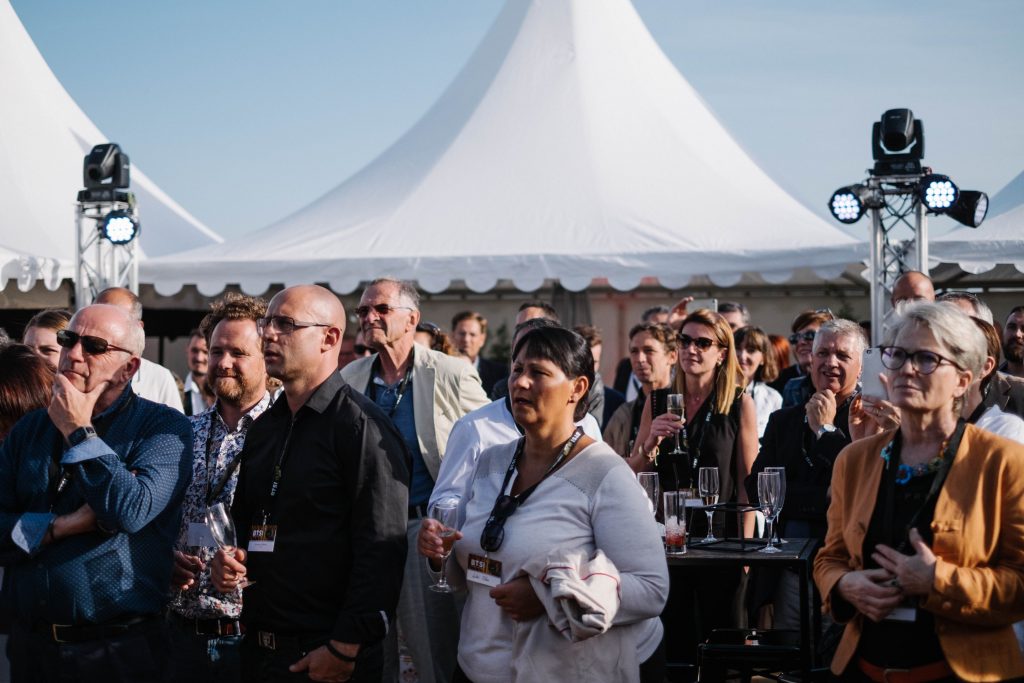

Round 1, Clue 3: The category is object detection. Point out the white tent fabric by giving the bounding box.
[0,0,222,291]
[928,170,1024,274]
[143,0,864,296]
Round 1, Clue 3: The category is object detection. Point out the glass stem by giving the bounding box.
[438,554,449,589]
[705,510,714,540]
[765,519,775,550]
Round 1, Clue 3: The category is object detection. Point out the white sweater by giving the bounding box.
[451,441,669,683]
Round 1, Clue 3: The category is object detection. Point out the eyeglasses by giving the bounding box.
[880,346,962,375]
[256,316,331,335]
[788,331,817,344]
[56,329,133,356]
[678,334,717,351]
[354,303,414,318]
[480,494,519,553]
[815,308,836,320]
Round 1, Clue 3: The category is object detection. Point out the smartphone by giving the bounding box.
[650,388,669,418]
[860,347,887,400]
[688,298,718,314]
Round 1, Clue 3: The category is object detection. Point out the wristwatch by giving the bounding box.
[815,423,837,439]
[67,425,97,447]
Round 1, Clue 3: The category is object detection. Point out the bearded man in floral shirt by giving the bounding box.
[168,293,272,682]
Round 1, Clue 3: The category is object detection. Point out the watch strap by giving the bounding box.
[325,640,357,663]
[67,425,97,447]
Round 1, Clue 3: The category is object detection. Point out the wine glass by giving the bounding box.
[764,466,787,544]
[429,498,460,593]
[758,472,782,554]
[666,394,685,456]
[697,466,720,543]
[206,502,253,588]
[637,472,660,518]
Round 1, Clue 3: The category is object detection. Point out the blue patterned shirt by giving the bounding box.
[172,393,272,619]
[0,385,193,624]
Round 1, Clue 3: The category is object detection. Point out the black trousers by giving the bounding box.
[8,617,170,683]
[240,635,383,683]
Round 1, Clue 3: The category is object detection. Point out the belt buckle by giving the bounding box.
[50,624,70,644]
[258,630,276,650]
[883,669,909,683]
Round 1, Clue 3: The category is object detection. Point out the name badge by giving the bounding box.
[187,521,216,547]
[247,523,278,553]
[466,553,502,587]
[884,606,918,622]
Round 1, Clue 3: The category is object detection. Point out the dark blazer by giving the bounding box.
[768,364,800,395]
[477,357,507,399]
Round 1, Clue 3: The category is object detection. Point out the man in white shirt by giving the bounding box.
[182,329,213,416]
[95,287,184,412]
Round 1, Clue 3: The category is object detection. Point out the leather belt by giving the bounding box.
[857,657,954,683]
[408,503,429,520]
[170,612,245,637]
[34,613,159,644]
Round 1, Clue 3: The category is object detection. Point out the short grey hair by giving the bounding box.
[124,324,146,357]
[813,319,867,357]
[367,277,420,311]
[936,291,994,324]
[883,301,987,378]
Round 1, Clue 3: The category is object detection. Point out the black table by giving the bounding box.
[665,537,821,680]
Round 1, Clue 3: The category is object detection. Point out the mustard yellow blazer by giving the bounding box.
[814,424,1024,682]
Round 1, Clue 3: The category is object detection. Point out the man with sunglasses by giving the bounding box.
[0,303,193,682]
[342,278,489,683]
[212,284,409,683]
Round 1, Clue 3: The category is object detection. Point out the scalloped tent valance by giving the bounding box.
[142,0,866,296]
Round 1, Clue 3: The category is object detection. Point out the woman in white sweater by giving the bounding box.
[419,326,669,683]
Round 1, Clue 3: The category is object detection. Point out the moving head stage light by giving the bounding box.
[872,108,924,175]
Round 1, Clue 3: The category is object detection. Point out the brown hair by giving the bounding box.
[451,311,488,336]
[971,317,1002,390]
[199,293,268,345]
[734,326,779,383]
[24,308,72,335]
[573,324,602,348]
[0,344,54,439]
[674,309,740,415]
[769,334,791,374]
[791,309,835,334]
[628,322,678,353]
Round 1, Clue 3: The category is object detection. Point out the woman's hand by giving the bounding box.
[490,575,545,621]
[849,393,901,441]
[872,528,937,597]
[417,517,462,561]
[836,568,903,622]
[642,412,684,453]
[667,296,695,330]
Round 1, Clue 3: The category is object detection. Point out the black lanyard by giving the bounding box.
[367,358,413,418]
[880,420,966,552]
[264,413,299,518]
[679,400,713,487]
[497,428,584,508]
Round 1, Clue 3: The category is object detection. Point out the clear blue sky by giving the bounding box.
[11,0,1024,240]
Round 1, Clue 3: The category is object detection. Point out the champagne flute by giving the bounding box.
[697,466,720,543]
[206,502,253,588]
[764,466,787,544]
[637,472,660,519]
[429,499,460,593]
[667,394,685,456]
[758,472,782,554]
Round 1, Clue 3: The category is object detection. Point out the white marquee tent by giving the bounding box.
[0,0,222,292]
[928,170,1024,274]
[143,0,866,296]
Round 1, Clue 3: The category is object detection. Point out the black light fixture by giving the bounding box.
[919,173,959,213]
[947,190,988,228]
[83,143,130,189]
[828,184,871,223]
[100,210,140,245]
[872,108,924,175]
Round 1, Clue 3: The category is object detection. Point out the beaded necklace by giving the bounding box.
[880,436,950,486]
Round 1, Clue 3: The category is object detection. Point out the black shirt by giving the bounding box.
[230,372,410,644]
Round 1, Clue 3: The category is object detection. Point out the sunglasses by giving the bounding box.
[257,315,330,335]
[788,331,817,344]
[678,334,717,351]
[416,322,441,334]
[480,494,519,553]
[56,329,133,356]
[355,303,414,318]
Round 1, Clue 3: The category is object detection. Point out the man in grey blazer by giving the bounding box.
[341,278,489,683]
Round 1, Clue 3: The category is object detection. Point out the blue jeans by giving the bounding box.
[167,618,242,683]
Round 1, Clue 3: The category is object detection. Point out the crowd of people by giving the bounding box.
[0,272,1021,683]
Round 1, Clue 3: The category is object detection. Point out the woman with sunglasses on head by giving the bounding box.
[815,302,1024,682]
[632,309,759,658]
[415,321,458,356]
[771,308,836,406]
[418,326,669,683]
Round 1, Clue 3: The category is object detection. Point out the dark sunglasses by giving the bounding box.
[56,329,133,356]
[355,303,414,318]
[788,330,817,344]
[678,334,717,351]
[480,494,519,553]
[416,321,441,334]
[257,315,330,335]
